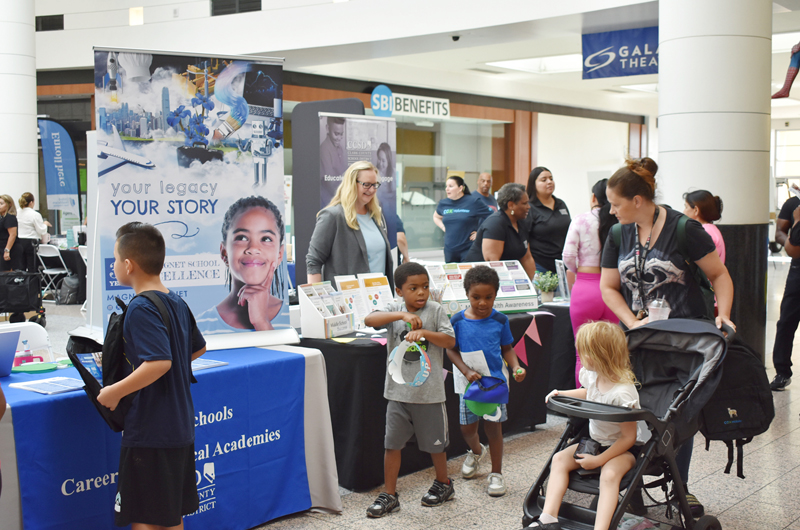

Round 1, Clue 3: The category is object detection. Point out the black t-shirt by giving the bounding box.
[779,196,800,264]
[527,195,571,272]
[0,214,18,249]
[601,208,716,320]
[463,210,530,262]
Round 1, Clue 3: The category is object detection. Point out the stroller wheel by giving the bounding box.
[693,515,722,530]
[28,314,46,328]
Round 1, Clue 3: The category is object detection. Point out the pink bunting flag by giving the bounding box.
[513,312,554,366]
[371,338,387,346]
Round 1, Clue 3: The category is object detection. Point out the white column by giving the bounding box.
[0,0,39,202]
[658,0,772,221]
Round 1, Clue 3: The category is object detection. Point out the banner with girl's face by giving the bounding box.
[94,49,289,334]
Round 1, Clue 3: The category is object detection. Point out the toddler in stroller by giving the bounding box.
[523,319,728,530]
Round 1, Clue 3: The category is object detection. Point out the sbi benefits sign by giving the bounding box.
[371,84,450,119]
[582,27,658,79]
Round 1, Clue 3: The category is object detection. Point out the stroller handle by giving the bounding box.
[547,395,659,424]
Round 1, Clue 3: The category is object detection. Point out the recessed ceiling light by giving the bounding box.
[620,83,658,93]
[414,121,435,127]
[486,54,582,75]
[129,7,144,26]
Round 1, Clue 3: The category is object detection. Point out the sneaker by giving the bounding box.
[487,472,507,497]
[366,492,400,518]
[685,492,705,518]
[461,443,487,478]
[421,478,455,507]
[771,374,792,391]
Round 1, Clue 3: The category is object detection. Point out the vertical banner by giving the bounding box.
[318,113,397,246]
[38,118,81,217]
[93,49,289,336]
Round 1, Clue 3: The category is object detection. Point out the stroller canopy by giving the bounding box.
[626,318,727,446]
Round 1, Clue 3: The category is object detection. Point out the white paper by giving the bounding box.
[452,350,491,394]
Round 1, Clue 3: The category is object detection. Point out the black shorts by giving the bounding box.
[115,444,198,527]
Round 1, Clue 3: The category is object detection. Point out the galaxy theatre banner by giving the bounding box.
[318,113,397,246]
[582,26,658,79]
[93,49,289,335]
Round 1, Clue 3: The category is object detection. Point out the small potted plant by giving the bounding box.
[169,92,224,168]
[534,271,559,303]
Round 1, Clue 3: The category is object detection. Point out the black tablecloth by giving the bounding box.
[301,311,554,491]
[540,302,577,392]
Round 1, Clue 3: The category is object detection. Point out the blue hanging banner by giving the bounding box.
[38,119,81,216]
[582,27,659,80]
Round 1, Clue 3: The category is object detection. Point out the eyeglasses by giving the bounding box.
[357,180,381,190]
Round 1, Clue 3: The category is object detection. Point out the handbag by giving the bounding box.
[463,375,509,404]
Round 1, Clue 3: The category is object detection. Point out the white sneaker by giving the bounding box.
[487,472,507,497]
[461,443,487,478]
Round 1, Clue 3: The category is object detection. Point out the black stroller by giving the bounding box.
[522,319,729,530]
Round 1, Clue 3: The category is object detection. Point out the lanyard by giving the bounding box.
[633,206,660,318]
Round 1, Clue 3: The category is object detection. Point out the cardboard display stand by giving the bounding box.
[424,260,538,315]
[298,282,355,338]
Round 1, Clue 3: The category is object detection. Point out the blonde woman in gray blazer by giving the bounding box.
[307,160,394,289]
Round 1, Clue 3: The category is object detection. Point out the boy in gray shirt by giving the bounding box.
[364,262,456,518]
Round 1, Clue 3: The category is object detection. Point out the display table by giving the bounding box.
[0,345,341,530]
[301,311,554,491]
[540,301,578,391]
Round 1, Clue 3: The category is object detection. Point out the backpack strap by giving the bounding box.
[676,215,690,262]
[138,291,172,337]
[611,223,622,248]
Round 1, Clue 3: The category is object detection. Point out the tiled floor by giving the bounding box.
[29,261,800,530]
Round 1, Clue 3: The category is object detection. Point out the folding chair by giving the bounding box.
[1,321,56,361]
[37,244,71,302]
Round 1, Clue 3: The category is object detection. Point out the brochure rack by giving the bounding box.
[298,282,355,339]
[424,260,538,316]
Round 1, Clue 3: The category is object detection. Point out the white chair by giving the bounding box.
[78,245,88,312]
[36,244,71,301]
[0,321,55,361]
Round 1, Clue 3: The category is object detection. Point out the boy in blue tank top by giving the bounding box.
[98,222,206,530]
[448,265,526,497]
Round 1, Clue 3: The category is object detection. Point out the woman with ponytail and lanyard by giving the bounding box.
[562,179,618,386]
[599,157,735,518]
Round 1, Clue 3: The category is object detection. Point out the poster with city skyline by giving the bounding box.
[93,49,289,336]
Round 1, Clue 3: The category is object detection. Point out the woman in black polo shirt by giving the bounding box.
[463,183,536,279]
[526,167,571,273]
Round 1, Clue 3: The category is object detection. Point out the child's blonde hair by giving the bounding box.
[575,321,636,385]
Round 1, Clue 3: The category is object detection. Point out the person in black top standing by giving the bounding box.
[525,167,571,273]
[463,183,536,279]
[0,194,22,272]
[770,185,800,391]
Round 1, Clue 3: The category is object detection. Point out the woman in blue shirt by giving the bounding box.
[433,176,492,263]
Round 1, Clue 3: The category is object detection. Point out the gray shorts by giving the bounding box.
[385,401,449,454]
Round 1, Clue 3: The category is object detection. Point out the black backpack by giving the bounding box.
[698,332,774,478]
[68,291,171,432]
[55,274,80,305]
[611,215,716,321]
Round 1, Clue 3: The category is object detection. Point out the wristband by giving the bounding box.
[3,249,9,253]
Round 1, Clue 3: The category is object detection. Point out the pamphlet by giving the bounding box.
[359,274,394,312]
[452,350,491,394]
[9,377,84,395]
[191,358,229,372]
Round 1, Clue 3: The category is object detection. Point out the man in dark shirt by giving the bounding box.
[771,191,800,391]
[475,173,498,212]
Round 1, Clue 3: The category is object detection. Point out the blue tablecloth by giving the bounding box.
[1,346,340,530]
